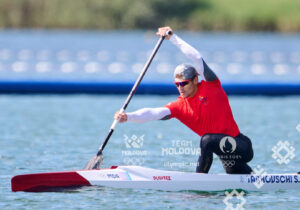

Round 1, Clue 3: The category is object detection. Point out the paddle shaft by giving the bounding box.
[96,32,171,155]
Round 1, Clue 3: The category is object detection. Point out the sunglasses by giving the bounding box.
[174,78,193,87]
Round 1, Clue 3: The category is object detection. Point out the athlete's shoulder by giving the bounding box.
[166,96,184,108]
[199,78,221,86]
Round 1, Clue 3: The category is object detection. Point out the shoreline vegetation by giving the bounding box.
[0,0,300,32]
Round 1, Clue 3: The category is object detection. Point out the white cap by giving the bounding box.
[174,63,198,79]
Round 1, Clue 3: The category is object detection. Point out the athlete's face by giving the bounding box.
[174,76,198,98]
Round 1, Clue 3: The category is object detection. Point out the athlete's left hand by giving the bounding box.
[156,26,173,40]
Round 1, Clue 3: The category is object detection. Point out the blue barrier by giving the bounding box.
[0,80,300,95]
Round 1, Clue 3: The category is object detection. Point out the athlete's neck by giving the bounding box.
[185,86,198,99]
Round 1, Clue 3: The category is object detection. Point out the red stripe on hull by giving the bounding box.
[11,171,91,192]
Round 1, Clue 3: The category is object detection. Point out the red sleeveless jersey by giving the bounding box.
[165,79,240,137]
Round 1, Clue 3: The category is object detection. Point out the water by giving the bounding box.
[0,30,300,84]
[1,94,300,209]
[0,30,300,209]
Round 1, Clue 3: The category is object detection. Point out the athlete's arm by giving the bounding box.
[157,27,217,82]
[114,107,171,123]
[170,33,217,82]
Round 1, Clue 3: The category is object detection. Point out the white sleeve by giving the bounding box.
[170,34,206,81]
[126,107,171,123]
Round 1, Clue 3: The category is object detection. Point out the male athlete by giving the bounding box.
[115,26,254,174]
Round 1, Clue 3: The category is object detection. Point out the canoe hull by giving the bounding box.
[11,166,300,192]
[11,171,91,192]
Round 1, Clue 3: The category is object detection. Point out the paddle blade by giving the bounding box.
[83,153,103,170]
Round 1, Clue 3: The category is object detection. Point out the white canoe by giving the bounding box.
[11,165,300,192]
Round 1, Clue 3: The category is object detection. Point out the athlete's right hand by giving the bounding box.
[114,111,128,123]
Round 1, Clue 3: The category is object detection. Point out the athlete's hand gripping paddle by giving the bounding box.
[84,30,172,170]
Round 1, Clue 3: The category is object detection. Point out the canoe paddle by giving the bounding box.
[84,31,172,170]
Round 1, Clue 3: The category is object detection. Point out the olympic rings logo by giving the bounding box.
[222,160,235,167]
[123,157,145,166]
